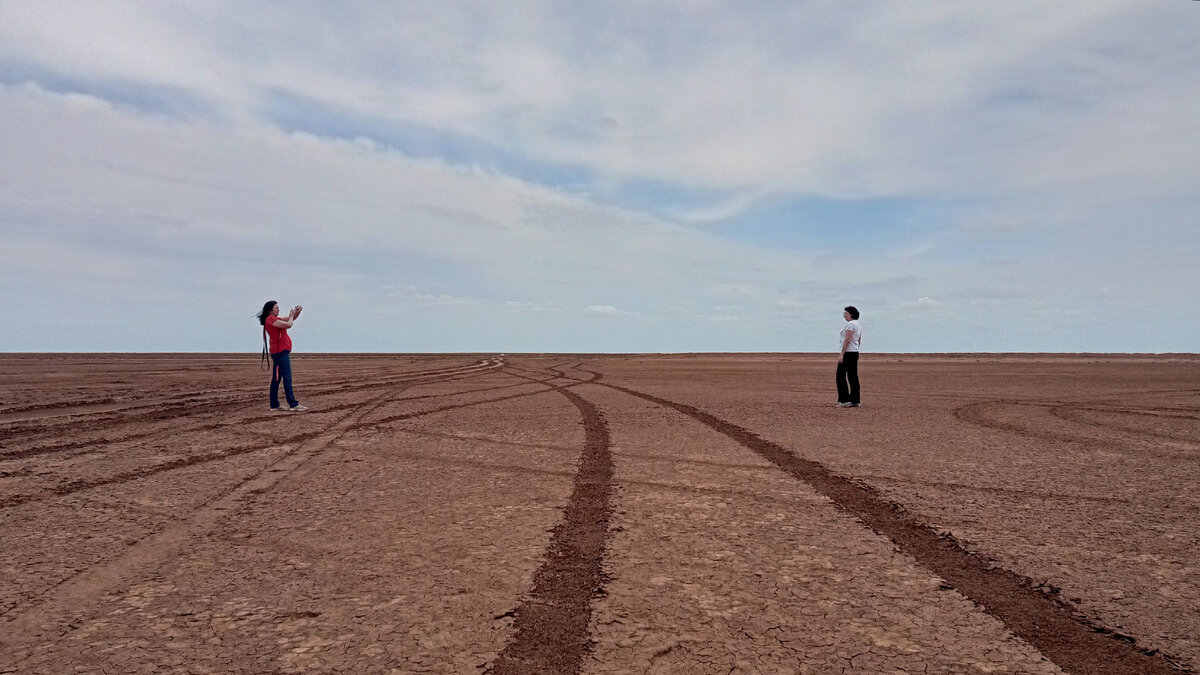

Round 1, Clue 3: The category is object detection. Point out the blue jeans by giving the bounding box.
[270,350,300,409]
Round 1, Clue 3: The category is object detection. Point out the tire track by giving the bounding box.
[0,370,557,509]
[953,400,1127,446]
[385,427,577,455]
[0,437,315,509]
[2,364,608,666]
[0,359,492,420]
[1070,404,1200,420]
[392,425,778,474]
[955,400,1200,457]
[0,362,505,462]
[309,360,500,397]
[1048,405,1200,444]
[2,365,538,633]
[856,474,1134,505]
[568,366,1188,675]
[0,360,500,443]
[488,369,614,675]
[366,382,561,429]
[0,356,484,416]
[370,444,812,508]
[0,382,404,633]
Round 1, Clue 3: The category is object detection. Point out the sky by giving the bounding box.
[1,2,1197,353]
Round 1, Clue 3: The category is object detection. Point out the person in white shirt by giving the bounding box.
[836,306,862,408]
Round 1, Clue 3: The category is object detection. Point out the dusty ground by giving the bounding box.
[0,353,1196,674]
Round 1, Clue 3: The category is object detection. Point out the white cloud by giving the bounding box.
[704,315,744,323]
[902,297,945,310]
[667,188,776,224]
[5,2,1194,201]
[384,285,476,308]
[0,4,1197,352]
[583,305,631,318]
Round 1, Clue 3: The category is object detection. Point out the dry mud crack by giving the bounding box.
[0,383,405,637]
[566,362,1194,675]
[1,354,1196,673]
[488,369,614,674]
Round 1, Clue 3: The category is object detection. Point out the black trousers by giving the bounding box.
[836,352,860,404]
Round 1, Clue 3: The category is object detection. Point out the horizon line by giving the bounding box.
[1,351,1196,358]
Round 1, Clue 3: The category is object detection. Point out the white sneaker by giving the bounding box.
[289,404,309,412]
[836,402,851,408]
[269,407,285,412]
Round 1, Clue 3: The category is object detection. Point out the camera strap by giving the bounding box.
[261,326,271,372]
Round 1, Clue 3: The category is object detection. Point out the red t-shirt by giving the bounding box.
[264,317,292,353]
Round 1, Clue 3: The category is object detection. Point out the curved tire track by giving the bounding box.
[954,400,1199,457]
[488,369,614,675]
[0,361,504,463]
[0,369,553,510]
[0,382,405,631]
[0,360,501,446]
[0,359,496,421]
[569,366,1188,675]
[952,400,1083,444]
[0,363,548,636]
[1047,404,1200,445]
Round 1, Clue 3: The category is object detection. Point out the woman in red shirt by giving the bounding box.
[257,300,308,412]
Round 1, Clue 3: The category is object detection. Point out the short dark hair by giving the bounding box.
[844,305,859,320]
[257,300,278,326]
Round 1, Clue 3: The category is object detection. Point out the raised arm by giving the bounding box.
[271,306,301,329]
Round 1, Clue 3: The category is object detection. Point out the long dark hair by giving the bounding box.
[257,300,278,326]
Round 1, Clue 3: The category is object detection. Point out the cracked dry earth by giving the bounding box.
[0,353,1196,674]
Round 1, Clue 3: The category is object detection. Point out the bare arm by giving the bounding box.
[270,305,302,330]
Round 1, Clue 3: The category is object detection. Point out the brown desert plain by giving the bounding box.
[0,353,1197,674]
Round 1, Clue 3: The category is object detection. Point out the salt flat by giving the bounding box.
[1,353,1196,673]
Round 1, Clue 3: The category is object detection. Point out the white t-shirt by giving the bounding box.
[840,320,862,352]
